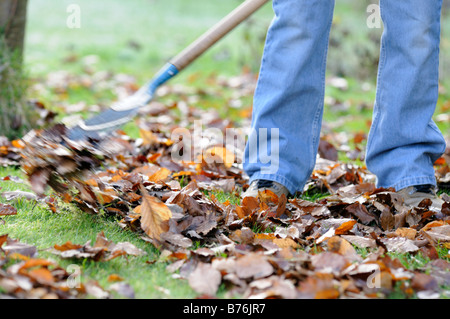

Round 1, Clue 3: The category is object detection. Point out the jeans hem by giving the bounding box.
[382,176,437,191]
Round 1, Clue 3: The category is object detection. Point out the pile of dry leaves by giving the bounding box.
[0,232,142,299]
[7,113,449,299]
[1,70,449,299]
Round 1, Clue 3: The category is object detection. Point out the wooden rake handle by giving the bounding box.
[170,0,271,71]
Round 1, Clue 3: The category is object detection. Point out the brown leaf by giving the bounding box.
[258,189,278,204]
[139,128,158,146]
[0,234,8,248]
[340,235,377,249]
[54,241,83,252]
[28,168,50,196]
[419,245,439,260]
[93,231,115,250]
[334,220,357,235]
[140,186,172,241]
[28,268,55,285]
[421,225,450,244]
[202,146,235,169]
[382,237,419,253]
[0,203,17,216]
[20,258,54,270]
[422,220,445,232]
[318,139,338,161]
[195,213,218,236]
[242,196,259,211]
[411,273,439,292]
[160,232,193,248]
[246,276,298,299]
[273,237,299,249]
[380,207,395,231]
[311,252,349,274]
[327,236,361,262]
[148,167,171,183]
[230,227,255,244]
[188,262,222,296]
[2,238,37,257]
[345,203,375,224]
[53,234,145,262]
[297,275,340,299]
[235,205,251,219]
[107,242,146,260]
[289,198,330,217]
[235,253,274,279]
[394,227,417,240]
[107,274,124,282]
[276,193,287,217]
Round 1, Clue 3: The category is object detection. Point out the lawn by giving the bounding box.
[1,0,449,299]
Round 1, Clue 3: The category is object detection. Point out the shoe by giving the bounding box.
[242,179,290,199]
[397,184,444,212]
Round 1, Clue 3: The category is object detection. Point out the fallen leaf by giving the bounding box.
[394,227,417,240]
[297,275,340,299]
[382,237,419,253]
[235,253,274,279]
[411,273,439,292]
[345,202,375,224]
[273,238,299,249]
[203,146,235,169]
[334,220,357,235]
[110,282,135,299]
[139,128,158,146]
[1,191,38,201]
[422,225,450,244]
[0,203,17,216]
[27,268,55,285]
[107,274,124,282]
[0,234,8,248]
[327,236,361,262]
[380,207,395,231]
[19,258,54,270]
[160,232,193,248]
[2,238,37,257]
[340,235,377,249]
[188,262,222,296]
[54,241,83,251]
[140,186,172,242]
[107,241,147,260]
[311,252,349,275]
[148,167,171,183]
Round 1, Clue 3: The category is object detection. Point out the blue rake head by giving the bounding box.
[67,63,179,141]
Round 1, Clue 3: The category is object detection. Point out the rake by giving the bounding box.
[67,0,270,141]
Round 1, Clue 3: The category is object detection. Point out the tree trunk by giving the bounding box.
[0,0,32,139]
[0,0,28,56]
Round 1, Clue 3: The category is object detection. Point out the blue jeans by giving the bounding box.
[243,0,446,195]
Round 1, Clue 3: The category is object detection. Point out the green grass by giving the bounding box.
[354,246,450,299]
[208,190,241,206]
[25,0,274,80]
[0,167,196,299]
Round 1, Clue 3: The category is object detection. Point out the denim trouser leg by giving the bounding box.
[366,0,446,190]
[243,0,335,195]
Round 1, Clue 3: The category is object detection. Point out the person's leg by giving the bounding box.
[243,0,335,195]
[366,0,446,191]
